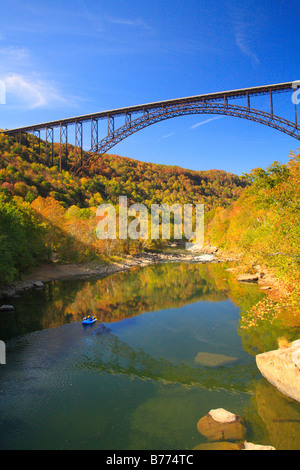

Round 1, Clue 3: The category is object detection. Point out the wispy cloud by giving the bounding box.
[155,132,175,144]
[3,73,73,109]
[230,4,260,67]
[234,20,260,66]
[161,132,175,139]
[190,116,223,129]
[106,17,152,31]
[0,46,78,110]
[0,46,30,67]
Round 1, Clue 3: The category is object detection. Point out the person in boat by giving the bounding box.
[83,315,95,322]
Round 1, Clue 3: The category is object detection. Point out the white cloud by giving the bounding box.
[0,45,78,110]
[0,46,31,67]
[161,132,175,139]
[190,116,223,129]
[154,132,175,144]
[234,21,260,66]
[107,17,151,31]
[229,5,260,67]
[3,74,72,109]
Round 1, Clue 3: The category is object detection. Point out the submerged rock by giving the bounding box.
[256,339,300,403]
[194,352,238,367]
[194,441,275,451]
[197,409,247,442]
[32,280,44,288]
[194,441,244,451]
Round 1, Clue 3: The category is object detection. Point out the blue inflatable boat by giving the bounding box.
[82,316,97,325]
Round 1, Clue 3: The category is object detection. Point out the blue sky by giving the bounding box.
[0,0,299,174]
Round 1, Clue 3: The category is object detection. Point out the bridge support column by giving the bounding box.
[91,118,98,150]
[32,130,41,156]
[270,90,273,117]
[59,124,68,172]
[246,92,250,109]
[45,127,54,167]
[125,112,131,127]
[75,121,83,167]
[108,116,114,138]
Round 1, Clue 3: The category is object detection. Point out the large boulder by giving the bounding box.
[243,442,276,451]
[0,305,15,312]
[197,409,247,442]
[237,273,259,282]
[256,339,300,403]
[186,244,218,254]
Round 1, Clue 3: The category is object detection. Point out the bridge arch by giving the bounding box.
[4,81,300,172]
[80,101,299,169]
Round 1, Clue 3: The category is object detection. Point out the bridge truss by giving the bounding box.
[3,81,300,172]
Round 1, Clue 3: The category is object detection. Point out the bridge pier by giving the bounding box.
[45,127,54,167]
[125,111,131,127]
[32,129,41,156]
[91,118,98,151]
[59,124,68,172]
[270,90,273,117]
[75,121,83,167]
[108,116,114,138]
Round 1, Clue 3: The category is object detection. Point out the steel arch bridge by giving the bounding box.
[3,81,300,172]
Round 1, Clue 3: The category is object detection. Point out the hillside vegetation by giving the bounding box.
[0,132,247,283]
[205,150,300,338]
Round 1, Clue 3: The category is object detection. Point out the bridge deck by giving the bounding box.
[3,81,296,134]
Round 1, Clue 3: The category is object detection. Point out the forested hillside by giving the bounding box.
[0,132,247,283]
[0,133,247,209]
[206,150,300,336]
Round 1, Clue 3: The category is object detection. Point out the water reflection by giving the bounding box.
[254,379,300,450]
[3,261,299,355]
[1,262,300,450]
[1,262,264,340]
[75,322,258,392]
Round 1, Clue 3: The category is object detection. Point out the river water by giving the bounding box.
[0,262,300,450]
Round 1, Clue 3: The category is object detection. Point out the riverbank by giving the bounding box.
[0,243,282,301]
[0,250,220,300]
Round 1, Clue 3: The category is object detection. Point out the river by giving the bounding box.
[0,261,300,450]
